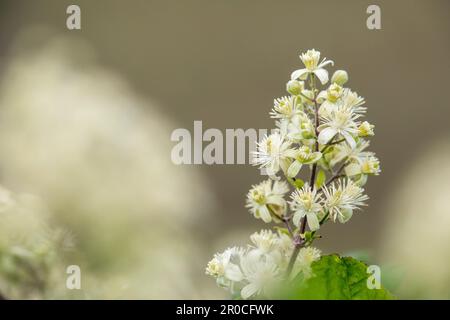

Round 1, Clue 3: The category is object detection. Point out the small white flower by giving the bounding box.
[250,229,279,254]
[360,155,380,175]
[330,139,371,167]
[320,83,344,104]
[345,154,381,177]
[322,179,369,223]
[270,96,300,120]
[276,232,294,259]
[358,121,375,137]
[206,247,246,287]
[285,113,315,142]
[317,83,344,118]
[240,252,280,299]
[290,184,323,231]
[246,179,289,223]
[286,146,322,178]
[253,132,294,176]
[291,49,334,85]
[206,256,225,278]
[293,246,321,279]
[318,103,361,149]
[341,89,366,114]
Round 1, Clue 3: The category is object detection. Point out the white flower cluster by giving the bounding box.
[206,230,320,299]
[207,49,379,299]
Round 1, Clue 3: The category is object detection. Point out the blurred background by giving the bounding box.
[0,0,449,299]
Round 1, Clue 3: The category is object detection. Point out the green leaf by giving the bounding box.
[315,170,326,189]
[285,254,395,300]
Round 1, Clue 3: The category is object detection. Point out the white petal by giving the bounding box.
[287,132,303,141]
[280,159,292,175]
[273,180,289,194]
[314,68,329,85]
[338,208,353,223]
[259,205,272,223]
[307,212,320,231]
[318,127,337,145]
[266,195,285,207]
[284,149,298,158]
[293,211,304,227]
[291,68,308,80]
[276,119,289,134]
[287,160,303,178]
[241,283,260,299]
[345,163,361,176]
[304,152,322,164]
[319,101,336,118]
[316,90,327,102]
[269,159,280,175]
[354,174,368,187]
[341,131,356,149]
[225,264,244,282]
[318,59,334,69]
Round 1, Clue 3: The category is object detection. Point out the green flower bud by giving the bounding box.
[286,80,303,95]
[331,70,348,86]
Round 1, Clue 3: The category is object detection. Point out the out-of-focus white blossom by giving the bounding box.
[380,140,450,299]
[0,34,216,299]
[0,185,74,299]
[250,230,279,255]
[240,253,280,299]
[206,230,321,299]
[293,247,321,278]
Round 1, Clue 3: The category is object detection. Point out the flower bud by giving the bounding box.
[327,83,343,103]
[358,121,375,137]
[331,70,348,86]
[286,80,303,95]
[300,122,315,139]
[361,157,380,175]
[301,89,315,103]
